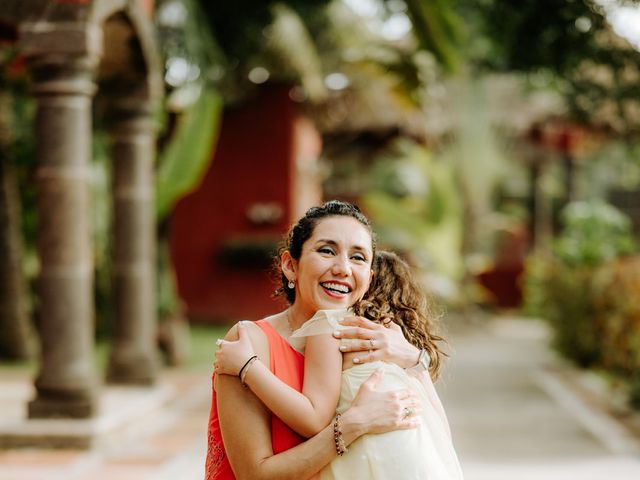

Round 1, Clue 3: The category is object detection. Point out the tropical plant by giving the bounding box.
[0,46,36,360]
[593,256,640,378]
[361,138,464,300]
[462,0,640,138]
[197,0,462,106]
[553,199,636,267]
[524,200,637,366]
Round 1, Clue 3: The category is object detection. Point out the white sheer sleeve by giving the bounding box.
[289,309,351,353]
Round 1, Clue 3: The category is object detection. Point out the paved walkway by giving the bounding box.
[0,370,211,480]
[439,315,640,480]
[1,315,640,479]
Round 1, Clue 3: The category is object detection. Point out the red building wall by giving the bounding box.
[169,85,322,323]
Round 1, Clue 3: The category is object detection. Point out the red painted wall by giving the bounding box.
[169,85,321,323]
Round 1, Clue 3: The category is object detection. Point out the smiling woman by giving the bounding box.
[204,200,456,480]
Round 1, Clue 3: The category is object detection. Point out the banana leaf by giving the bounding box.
[403,0,462,72]
[155,88,222,219]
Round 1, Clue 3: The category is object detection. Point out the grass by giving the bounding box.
[0,323,234,376]
[183,324,234,371]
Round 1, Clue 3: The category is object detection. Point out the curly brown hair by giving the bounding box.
[353,250,446,380]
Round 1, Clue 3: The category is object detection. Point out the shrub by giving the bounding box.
[524,257,602,366]
[524,200,636,367]
[593,257,640,377]
[553,200,636,268]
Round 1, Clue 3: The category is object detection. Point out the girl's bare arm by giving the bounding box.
[216,322,343,437]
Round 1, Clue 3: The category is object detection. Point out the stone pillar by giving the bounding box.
[19,23,102,418]
[106,97,159,385]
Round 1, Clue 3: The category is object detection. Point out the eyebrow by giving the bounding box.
[315,239,371,254]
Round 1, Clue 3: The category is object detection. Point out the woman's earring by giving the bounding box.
[288,280,295,289]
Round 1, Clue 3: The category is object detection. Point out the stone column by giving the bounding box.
[106,97,159,385]
[19,23,102,418]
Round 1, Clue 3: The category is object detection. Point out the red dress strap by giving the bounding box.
[204,319,305,479]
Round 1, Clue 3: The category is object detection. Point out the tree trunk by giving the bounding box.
[0,89,35,360]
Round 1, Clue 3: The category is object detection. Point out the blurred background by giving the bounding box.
[2,0,640,478]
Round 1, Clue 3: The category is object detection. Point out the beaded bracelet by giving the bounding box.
[333,413,348,456]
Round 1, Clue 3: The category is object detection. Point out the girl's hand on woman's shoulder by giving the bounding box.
[214,321,257,376]
[333,315,420,369]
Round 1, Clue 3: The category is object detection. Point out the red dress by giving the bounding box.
[204,320,305,479]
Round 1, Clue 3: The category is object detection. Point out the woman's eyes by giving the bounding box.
[317,246,367,263]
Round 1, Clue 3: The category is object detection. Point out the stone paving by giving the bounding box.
[0,370,211,480]
[439,315,640,480]
[1,315,640,479]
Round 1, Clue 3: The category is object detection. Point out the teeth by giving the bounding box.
[322,282,350,293]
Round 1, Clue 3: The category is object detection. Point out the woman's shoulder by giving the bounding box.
[224,320,270,350]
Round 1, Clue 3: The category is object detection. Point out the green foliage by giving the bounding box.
[552,200,636,267]
[199,0,330,68]
[362,139,464,286]
[524,201,640,406]
[472,0,607,74]
[155,89,222,219]
[405,0,462,72]
[525,258,602,366]
[91,131,114,338]
[195,0,462,105]
[461,0,640,137]
[524,201,636,366]
[592,257,640,377]
[157,0,226,89]
[631,376,640,410]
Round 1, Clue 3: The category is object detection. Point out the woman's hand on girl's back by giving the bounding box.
[341,369,421,442]
[214,321,257,376]
[334,315,420,369]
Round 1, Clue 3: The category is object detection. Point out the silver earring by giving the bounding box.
[288,280,295,289]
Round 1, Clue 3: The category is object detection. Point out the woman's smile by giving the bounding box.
[320,281,352,298]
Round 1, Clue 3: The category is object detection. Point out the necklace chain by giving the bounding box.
[285,309,295,334]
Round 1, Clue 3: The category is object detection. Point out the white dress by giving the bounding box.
[291,309,464,480]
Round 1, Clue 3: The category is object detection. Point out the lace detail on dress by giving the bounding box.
[205,429,226,479]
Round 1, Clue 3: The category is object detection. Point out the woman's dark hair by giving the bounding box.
[273,200,375,304]
[353,250,446,380]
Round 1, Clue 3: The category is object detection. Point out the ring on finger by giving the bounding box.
[216,338,224,346]
[402,407,413,419]
[369,338,375,349]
